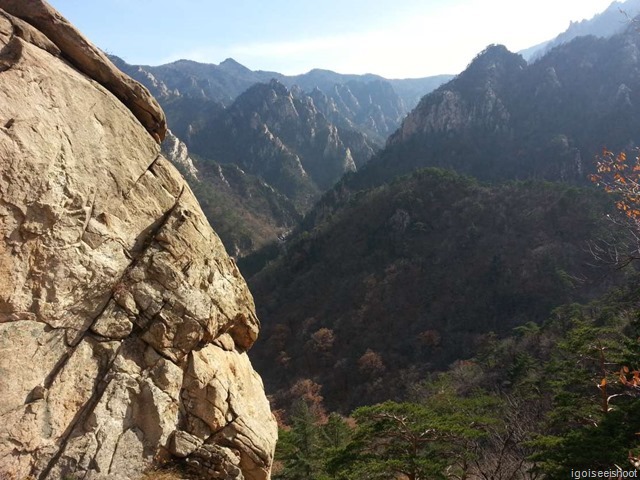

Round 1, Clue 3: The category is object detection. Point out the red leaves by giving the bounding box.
[591,148,640,222]
[619,366,640,388]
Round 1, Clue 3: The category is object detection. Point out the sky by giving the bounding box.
[47,0,621,78]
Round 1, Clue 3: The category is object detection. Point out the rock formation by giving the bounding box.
[162,130,200,182]
[0,1,277,479]
[183,79,366,211]
[0,0,167,143]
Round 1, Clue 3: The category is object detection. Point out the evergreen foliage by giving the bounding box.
[274,278,640,477]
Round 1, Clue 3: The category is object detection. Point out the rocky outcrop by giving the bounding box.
[388,45,523,146]
[309,80,405,144]
[183,80,372,212]
[162,130,200,181]
[0,2,276,479]
[0,0,167,142]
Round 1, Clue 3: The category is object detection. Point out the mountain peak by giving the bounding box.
[251,78,289,95]
[455,44,526,93]
[467,44,524,69]
[218,57,251,73]
[522,0,640,60]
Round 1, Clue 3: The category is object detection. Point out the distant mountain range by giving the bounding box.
[111,54,450,156]
[110,0,640,259]
[521,0,640,60]
[352,23,640,190]
[112,56,451,255]
[243,17,640,412]
[110,55,451,112]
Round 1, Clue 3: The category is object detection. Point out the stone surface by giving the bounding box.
[162,129,200,181]
[170,430,204,458]
[183,345,275,480]
[186,443,244,479]
[0,3,276,479]
[0,0,166,142]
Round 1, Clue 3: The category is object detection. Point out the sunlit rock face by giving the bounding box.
[0,2,276,479]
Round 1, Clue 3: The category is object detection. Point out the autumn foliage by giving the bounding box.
[590,149,640,225]
[619,365,640,390]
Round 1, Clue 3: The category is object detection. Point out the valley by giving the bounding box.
[4,0,640,478]
[114,5,640,475]
[114,55,451,256]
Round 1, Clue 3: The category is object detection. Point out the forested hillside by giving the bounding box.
[272,277,640,478]
[249,169,630,412]
[358,26,640,189]
[244,21,640,479]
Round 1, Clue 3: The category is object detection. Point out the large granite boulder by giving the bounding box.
[0,2,276,479]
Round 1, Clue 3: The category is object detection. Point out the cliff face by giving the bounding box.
[0,1,276,479]
[180,79,372,211]
[354,33,640,189]
[388,45,524,144]
[309,80,406,144]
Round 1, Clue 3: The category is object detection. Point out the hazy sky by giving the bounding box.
[48,0,621,78]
